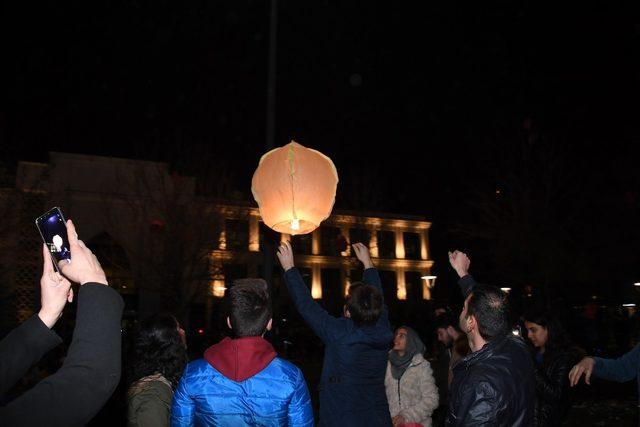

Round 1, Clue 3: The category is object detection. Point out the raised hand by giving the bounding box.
[276,240,295,271]
[58,219,108,286]
[569,357,596,387]
[38,243,73,328]
[448,250,470,278]
[352,243,374,269]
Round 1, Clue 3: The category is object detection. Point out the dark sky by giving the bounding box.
[2,2,640,301]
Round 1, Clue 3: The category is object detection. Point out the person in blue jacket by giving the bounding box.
[569,343,640,405]
[171,278,313,426]
[277,241,394,427]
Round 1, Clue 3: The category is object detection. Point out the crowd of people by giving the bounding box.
[1,219,639,426]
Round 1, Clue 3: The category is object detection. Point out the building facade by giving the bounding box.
[1,152,434,333]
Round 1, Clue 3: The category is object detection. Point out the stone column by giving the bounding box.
[395,230,405,259]
[249,215,260,252]
[312,265,322,299]
[420,230,429,260]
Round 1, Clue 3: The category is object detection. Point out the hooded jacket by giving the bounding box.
[170,336,313,426]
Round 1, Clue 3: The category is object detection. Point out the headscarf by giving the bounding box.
[388,326,426,379]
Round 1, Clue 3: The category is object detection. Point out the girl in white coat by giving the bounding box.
[385,326,439,427]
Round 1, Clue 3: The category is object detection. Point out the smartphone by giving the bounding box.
[35,207,71,271]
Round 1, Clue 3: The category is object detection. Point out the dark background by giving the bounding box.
[2,1,640,304]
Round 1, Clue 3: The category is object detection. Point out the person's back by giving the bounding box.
[278,242,394,426]
[449,333,534,426]
[317,315,392,424]
[127,314,188,427]
[171,279,313,427]
[172,338,311,426]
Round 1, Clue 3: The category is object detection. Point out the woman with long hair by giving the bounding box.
[385,326,439,427]
[127,314,188,427]
[524,307,574,427]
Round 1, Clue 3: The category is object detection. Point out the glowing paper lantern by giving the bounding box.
[251,141,338,235]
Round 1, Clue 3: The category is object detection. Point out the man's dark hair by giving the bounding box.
[227,278,272,337]
[346,281,383,327]
[466,285,509,341]
[433,314,460,332]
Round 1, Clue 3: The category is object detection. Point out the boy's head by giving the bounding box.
[344,281,383,327]
[226,278,272,337]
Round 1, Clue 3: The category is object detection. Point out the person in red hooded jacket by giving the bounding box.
[171,278,313,426]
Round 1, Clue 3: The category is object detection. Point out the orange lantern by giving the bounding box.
[251,141,338,235]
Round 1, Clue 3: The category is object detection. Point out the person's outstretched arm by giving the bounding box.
[0,220,124,426]
[277,241,342,343]
[449,250,476,298]
[287,367,314,427]
[569,345,640,387]
[0,244,72,397]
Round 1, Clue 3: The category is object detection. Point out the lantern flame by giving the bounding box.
[291,218,300,230]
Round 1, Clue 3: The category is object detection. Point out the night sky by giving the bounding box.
[2,2,639,303]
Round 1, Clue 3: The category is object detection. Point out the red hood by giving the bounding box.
[204,336,277,382]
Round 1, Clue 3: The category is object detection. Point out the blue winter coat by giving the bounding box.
[171,336,313,426]
[284,267,394,427]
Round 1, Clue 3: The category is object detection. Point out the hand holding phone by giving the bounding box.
[35,208,108,286]
[58,219,108,286]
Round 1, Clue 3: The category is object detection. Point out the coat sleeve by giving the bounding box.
[594,344,640,383]
[447,379,500,426]
[287,368,314,427]
[170,369,195,427]
[0,314,62,397]
[0,283,124,427]
[284,268,344,343]
[534,355,570,402]
[458,275,478,298]
[400,362,439,423]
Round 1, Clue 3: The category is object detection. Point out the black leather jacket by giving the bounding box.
[533,349,573,426]
[447,274,535,426]
[446,333,535,426]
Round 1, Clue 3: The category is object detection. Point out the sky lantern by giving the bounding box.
[251,141,338,235]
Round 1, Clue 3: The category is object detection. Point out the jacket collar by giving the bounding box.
[204,336,277,382]
[454,333,510,371]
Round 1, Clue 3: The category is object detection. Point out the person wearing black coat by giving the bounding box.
[447,250,535,426]
[524,307,574,426]
[0,219,124,426]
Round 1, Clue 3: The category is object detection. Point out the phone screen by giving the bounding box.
[35,207,71,267]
